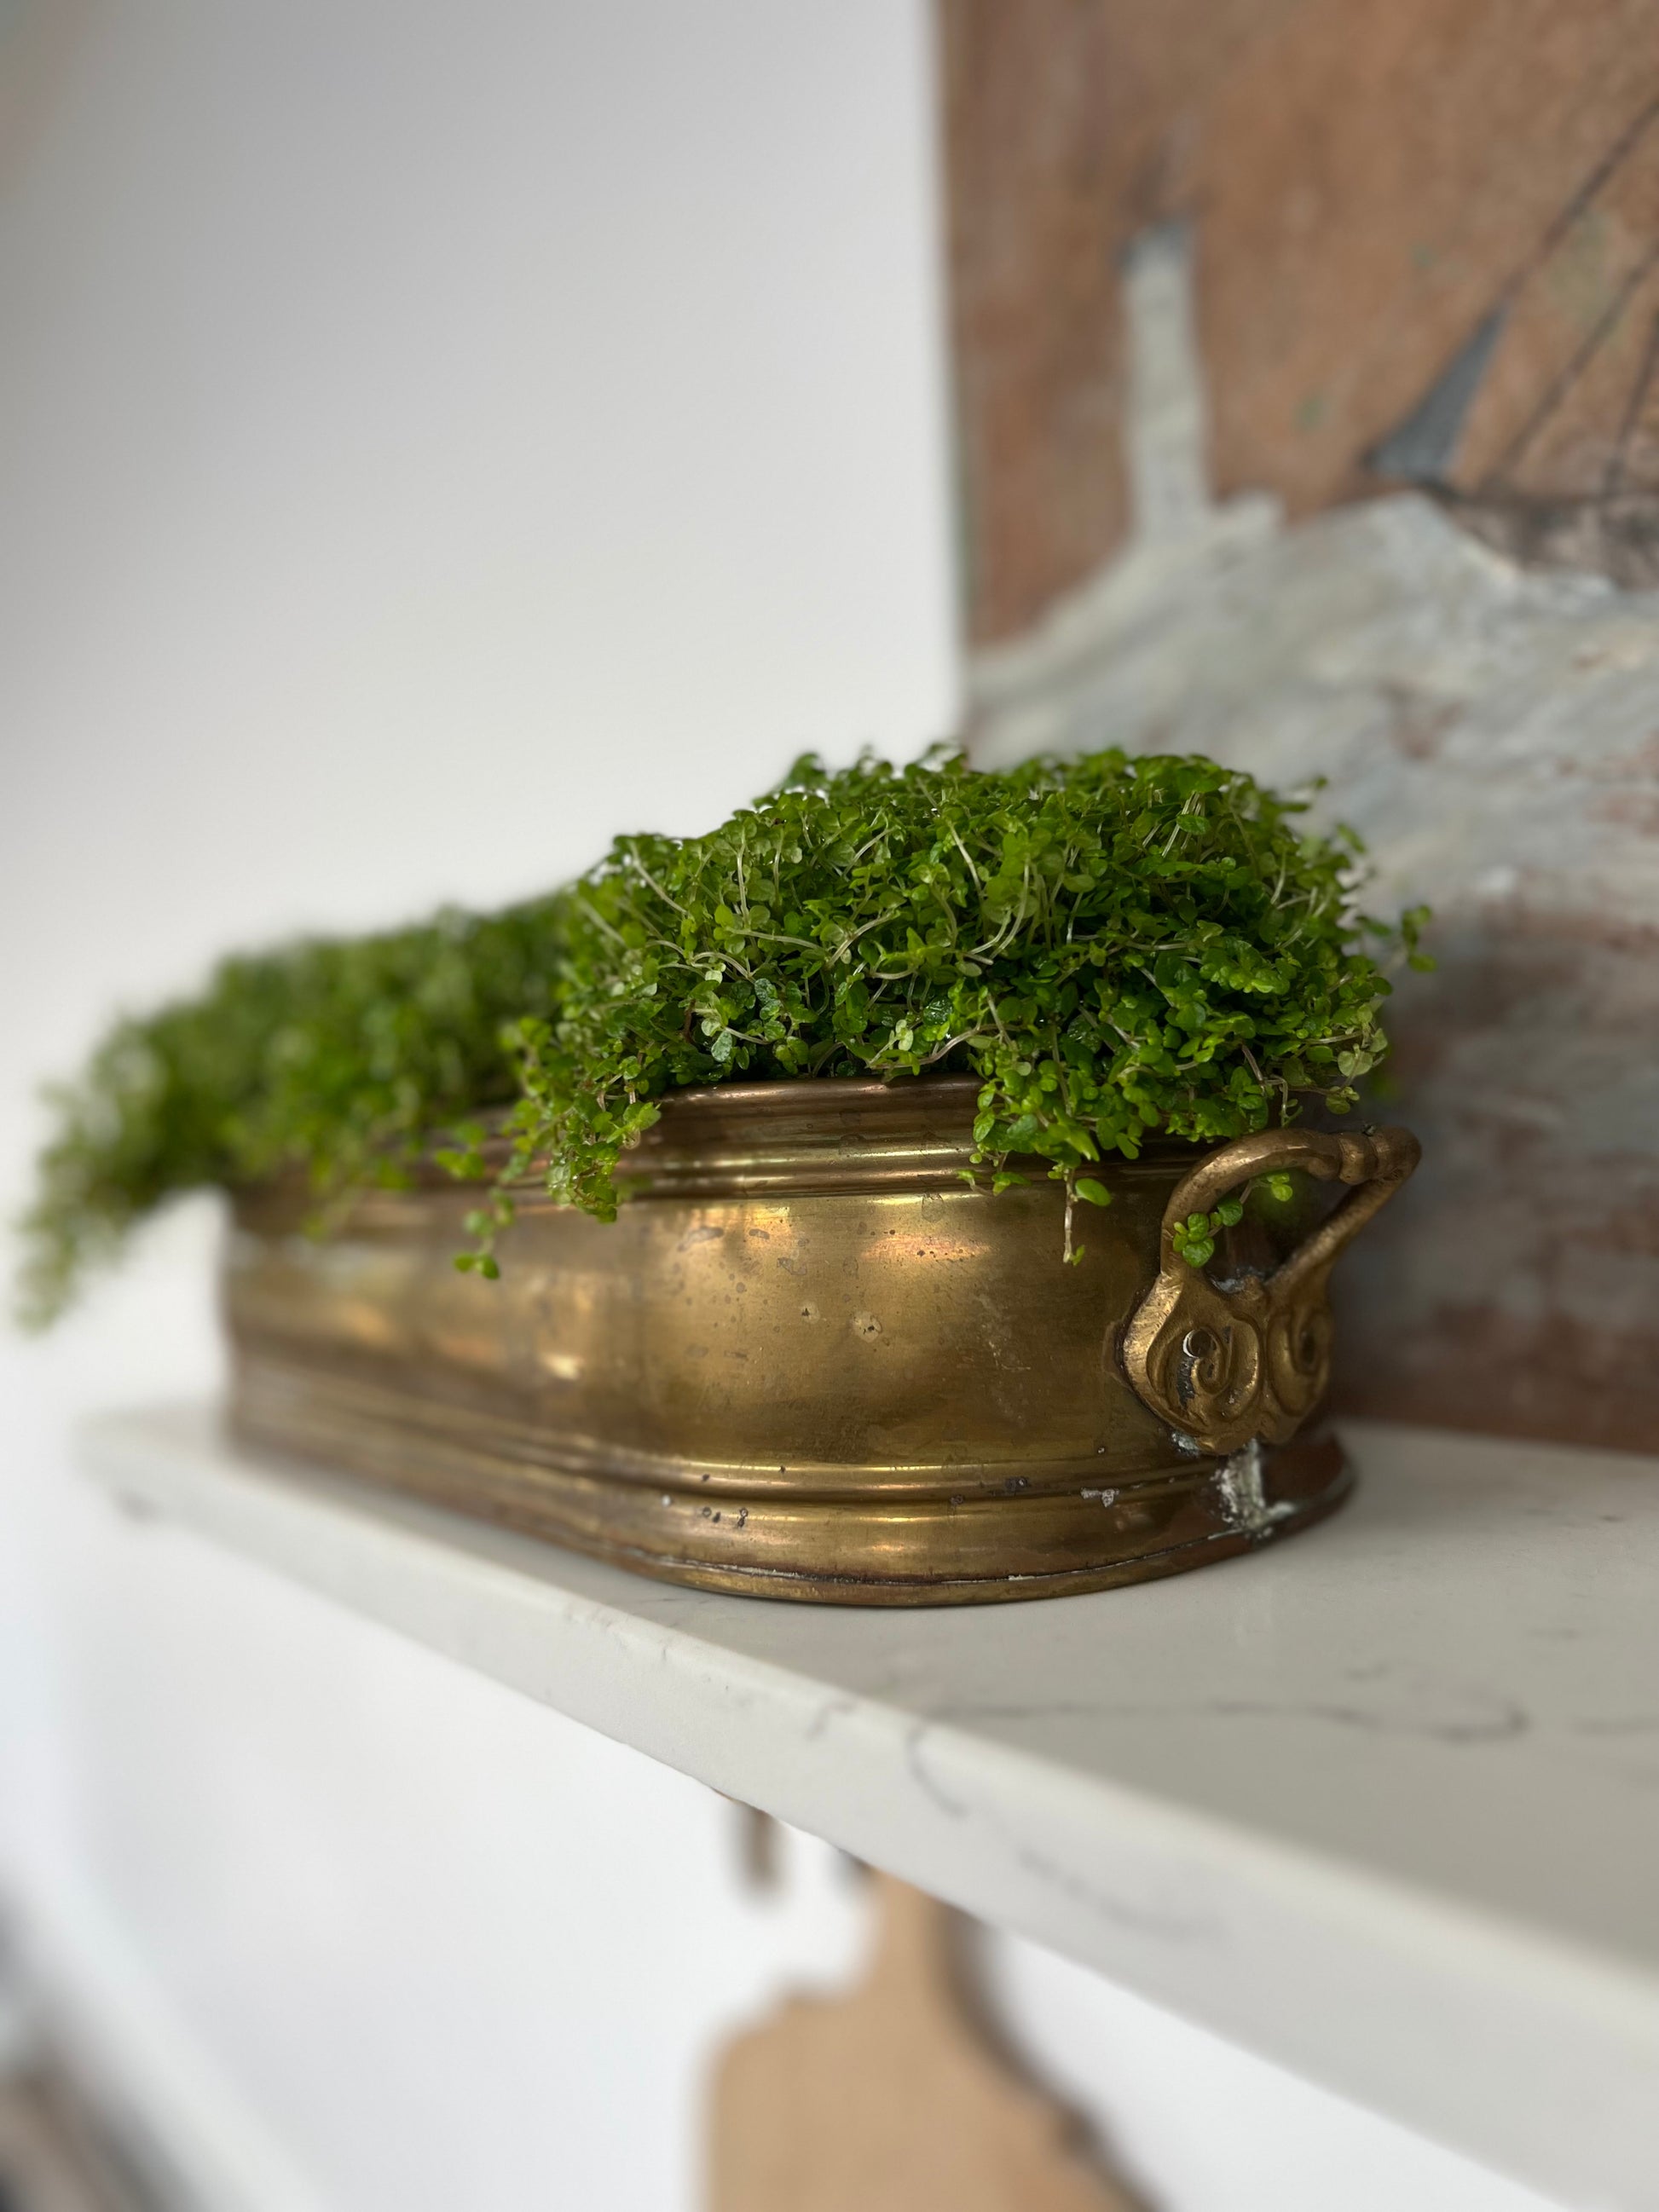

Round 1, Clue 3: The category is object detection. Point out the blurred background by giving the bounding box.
[0,3,1637,2208]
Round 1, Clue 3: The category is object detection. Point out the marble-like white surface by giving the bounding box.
[82,1409,1659,2211]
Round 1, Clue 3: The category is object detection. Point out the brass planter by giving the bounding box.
[225,1077,1419,1604]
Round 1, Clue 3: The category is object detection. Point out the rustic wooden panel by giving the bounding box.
[0,0,98,193]
[708,1876,1139,2212]
[1335,913,1659,1453]
[0,2067,151,2212]
[941,0,1659,641]
[941,0,1263,643]
[950,3,1659,1454]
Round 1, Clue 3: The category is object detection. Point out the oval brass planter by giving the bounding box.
[225,1077,1419,1604]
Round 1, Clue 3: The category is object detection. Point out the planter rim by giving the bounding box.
[228,1071,1228,1208]
[650,1070,984,1108]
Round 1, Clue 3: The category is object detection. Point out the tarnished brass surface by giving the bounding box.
[224,1078,1415,1603]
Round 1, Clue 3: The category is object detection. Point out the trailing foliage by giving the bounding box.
[19,746,1426,1322]
[18,898,566,1326]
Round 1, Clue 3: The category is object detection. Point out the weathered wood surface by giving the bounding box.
[0,2067,146,2212]
[974,489,1659,1454]
[949,9,1659,1453]
[942,0,1659,643]
[708,1876,1139,2212]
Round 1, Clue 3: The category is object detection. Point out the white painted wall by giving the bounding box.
[0,6,1567,2208]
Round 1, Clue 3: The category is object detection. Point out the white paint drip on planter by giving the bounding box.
[1216,1441,1296,1539]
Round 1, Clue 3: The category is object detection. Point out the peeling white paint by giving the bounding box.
[1215,1441,1297,1538]
[968,222,1659,931]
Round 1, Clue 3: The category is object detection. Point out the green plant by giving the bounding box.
[18,746,1427,1323]
[442,746,1426,1269]
[18,898,566,1326]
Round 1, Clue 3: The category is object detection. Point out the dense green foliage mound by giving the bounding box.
[20,747,1425,1323]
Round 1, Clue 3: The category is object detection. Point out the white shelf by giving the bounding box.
[82,1406,1659,2211]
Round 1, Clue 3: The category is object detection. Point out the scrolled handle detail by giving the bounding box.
[1121,1126,1420,1456]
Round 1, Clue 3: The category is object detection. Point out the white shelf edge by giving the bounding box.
[79,1405,1659,2212]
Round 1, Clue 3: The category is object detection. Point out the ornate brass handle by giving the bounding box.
[1121,1126,1421,1456]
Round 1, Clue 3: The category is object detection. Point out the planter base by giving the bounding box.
[231,1351,1351,1606]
